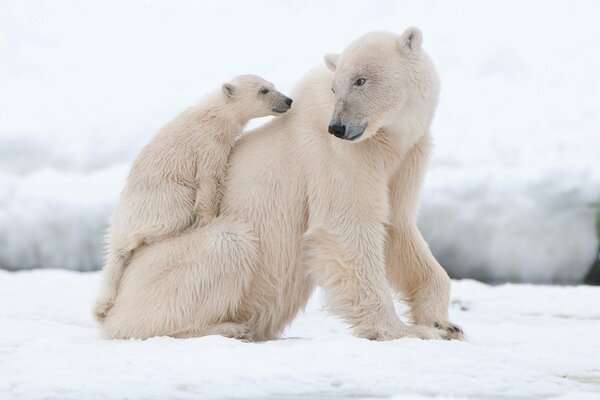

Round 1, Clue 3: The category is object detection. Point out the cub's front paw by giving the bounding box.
[191,214,215,230]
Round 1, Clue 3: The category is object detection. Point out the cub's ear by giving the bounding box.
[222,83,235,99]
[324,53,340,72]
[398,26,423,54]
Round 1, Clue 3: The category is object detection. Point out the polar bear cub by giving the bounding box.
[93,75,292,322]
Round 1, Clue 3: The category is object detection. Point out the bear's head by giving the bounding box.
[324,27,440,143]
[222,75,293,121]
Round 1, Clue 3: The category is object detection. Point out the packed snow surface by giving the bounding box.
[0,270,599,399]
[1,0,599,281]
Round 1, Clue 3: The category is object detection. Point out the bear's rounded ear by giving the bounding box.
[222,83,235,99]
[324,53,340,72]
[398,27,423,54]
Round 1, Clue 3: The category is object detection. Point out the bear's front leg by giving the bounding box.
[385,224,463,340]
[386,134,463,339]
[303,228,445,341]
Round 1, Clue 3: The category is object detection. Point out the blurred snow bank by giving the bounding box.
[422,164,600,283]
[0,166,127,271]
[0,162,598,283]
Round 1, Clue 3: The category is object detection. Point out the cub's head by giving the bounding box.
[324,27,439,142]
[222,75,292,120]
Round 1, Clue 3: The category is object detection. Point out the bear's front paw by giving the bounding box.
[361,323,446,341]
[432,320,464,340]
[413,313,464,340]
[401,325,447,340]
[221,324,253,341]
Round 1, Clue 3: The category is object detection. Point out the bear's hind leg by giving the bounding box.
[100,217,260,340]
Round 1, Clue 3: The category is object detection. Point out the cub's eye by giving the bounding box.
[260,88,269,94]
[331,87,335,94]
[355,78,366,86]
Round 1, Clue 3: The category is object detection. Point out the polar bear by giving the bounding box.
[99,28,463,341]
[92,75,292,322]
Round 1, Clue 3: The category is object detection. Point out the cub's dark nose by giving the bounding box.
[328,124,346,138]
[284,97,293,107]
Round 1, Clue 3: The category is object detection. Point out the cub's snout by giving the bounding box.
[273,95,293,113]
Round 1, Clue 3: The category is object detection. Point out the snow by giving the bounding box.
[1,269,599,399]
[1,0,599,281]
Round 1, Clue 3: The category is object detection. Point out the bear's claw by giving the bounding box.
[432,321,464,340]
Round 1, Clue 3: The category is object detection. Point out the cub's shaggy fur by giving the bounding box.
[93,75,291,322]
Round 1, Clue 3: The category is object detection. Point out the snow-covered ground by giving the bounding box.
[1,0,599,281]
[1,269,599,399]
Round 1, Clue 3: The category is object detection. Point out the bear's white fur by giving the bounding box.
[99,28,463,341]
[92,75,291,322]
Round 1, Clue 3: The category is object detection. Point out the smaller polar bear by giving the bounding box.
[93,75,292,322]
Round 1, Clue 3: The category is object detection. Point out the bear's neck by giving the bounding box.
[379,117,428,157]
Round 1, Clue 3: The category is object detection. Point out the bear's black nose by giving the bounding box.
[285,97,293,107]
[328,124,346,138]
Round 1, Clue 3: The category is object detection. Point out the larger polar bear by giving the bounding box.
[100,28,463,341]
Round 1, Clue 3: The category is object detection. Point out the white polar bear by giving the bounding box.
[92,75,292,322]
[99,28,463,341]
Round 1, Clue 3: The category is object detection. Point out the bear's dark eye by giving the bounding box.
[331,87,335,94]
[260,88,269,94]
[355,78,366,86]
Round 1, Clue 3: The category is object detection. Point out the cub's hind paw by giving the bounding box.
[92,298,114,323]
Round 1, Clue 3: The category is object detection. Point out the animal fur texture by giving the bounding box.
[98,28,463,341]
[92,75,292,322]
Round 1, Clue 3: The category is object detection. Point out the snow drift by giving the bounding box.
[1,270,599,399]
[1,163,598,284]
